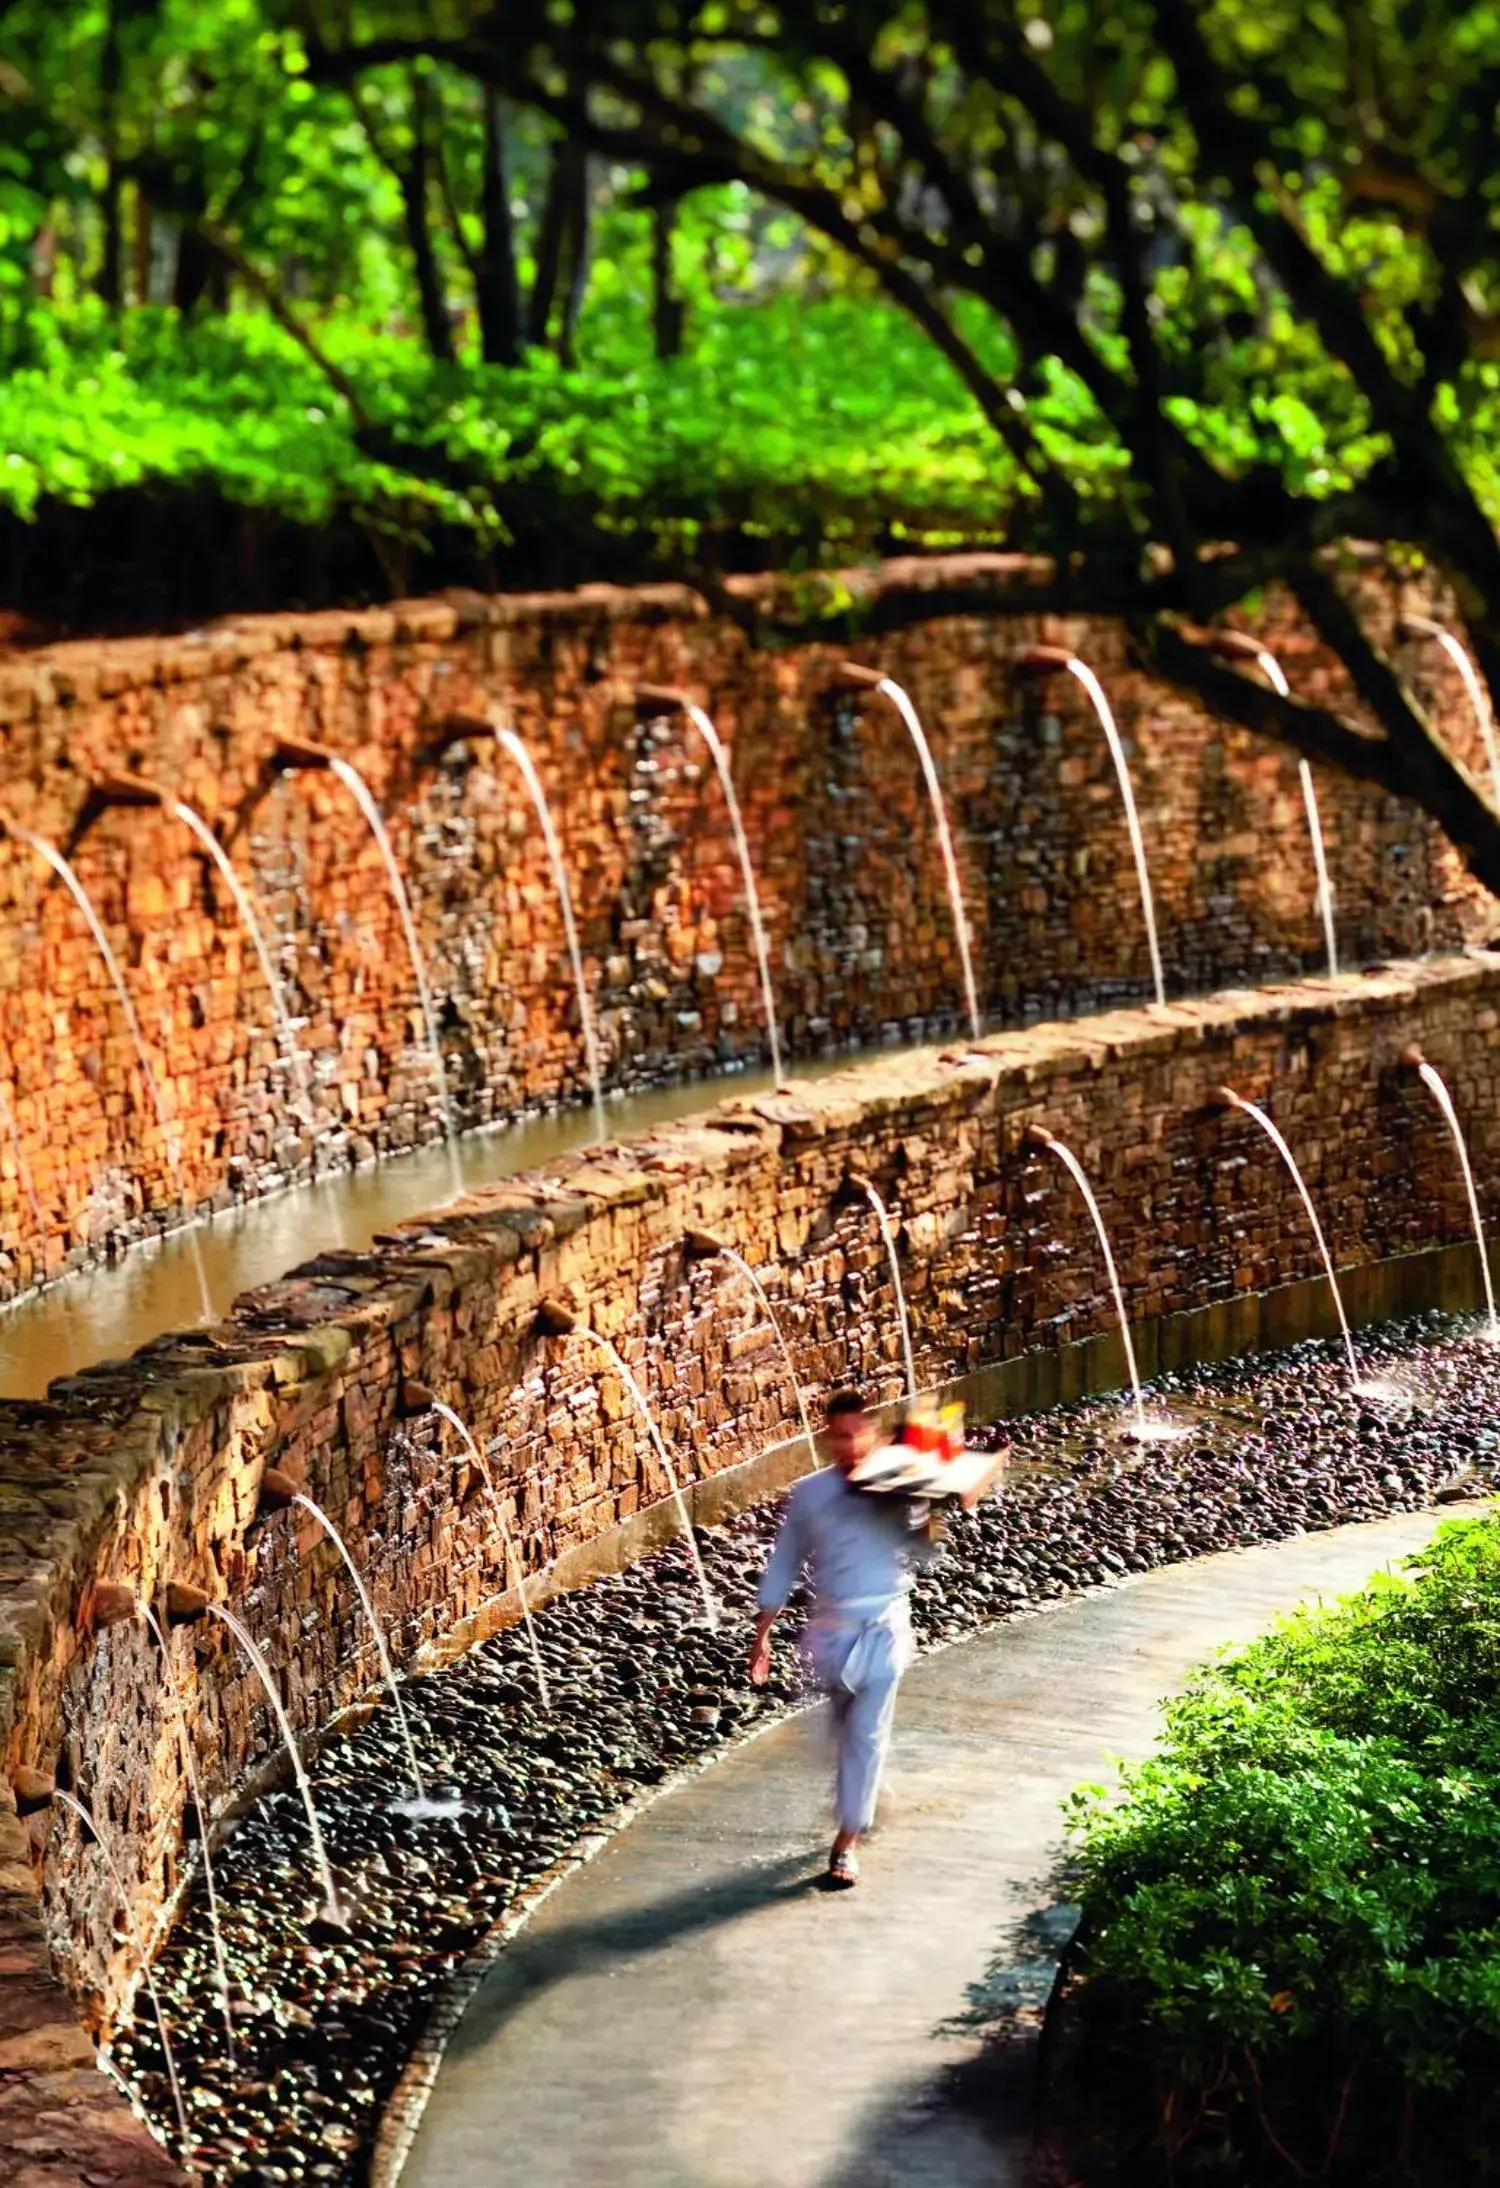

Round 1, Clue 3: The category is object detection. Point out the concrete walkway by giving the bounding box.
[400,1509,1469,2188]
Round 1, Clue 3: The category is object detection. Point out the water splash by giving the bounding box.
[861,1180,917,1401]
[869,678,982,1040]
[1216,1088,1363,1389]
[1404,613,1500,809]
[137,1602,235,2064]
[1242,646,1338,978]
[491,727,606,1143]
[324,756,461,1196]
[170,801,308,1098]
[681,703,786,1084]
[50,1789,190,2148]
[1409,1056,1498,1339]
[429,1396,552,1711]
[204,1601,344,1922]
[1027,1129,1162,1438]
[1059,659,1166,1008]
[697,1239,818,1468]
[563,1326,719,1629]
[289,1493,426,1802]
[3,821,213,1322]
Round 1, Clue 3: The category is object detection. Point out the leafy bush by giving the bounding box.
[1064,1511,1500,2183]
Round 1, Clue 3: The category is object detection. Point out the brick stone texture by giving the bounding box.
[3,948,1500,2139]
[0,559,1490,1303]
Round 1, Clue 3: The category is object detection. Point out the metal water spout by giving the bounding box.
[541,1299,719,1629]
[274,738,460,1190]
[1400,615,1500,809]
[684,1228,819,1467]
[0,810,214,1323]
[434,712,607,1142]
[83,774,307,1094]
[1401,1044,1499,1339]
[48,1788,192,2150]
[833,663,983,1040]
[1205,633,1338,978]
[1015,646,1166,1007]
[637,686,787,1086]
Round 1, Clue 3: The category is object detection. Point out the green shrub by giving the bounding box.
[1065,1511,1500,2181]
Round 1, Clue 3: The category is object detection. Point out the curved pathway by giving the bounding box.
[399,1507,1475,2188]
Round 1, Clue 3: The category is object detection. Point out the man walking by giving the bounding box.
[749,1388,1002,1889]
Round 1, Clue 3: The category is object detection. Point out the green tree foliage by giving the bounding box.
[1066,1510,1500,2181]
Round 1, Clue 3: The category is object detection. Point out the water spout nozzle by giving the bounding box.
[1021,1122,1056,1151]
[832,661,885,691]
[93,772,168,810]
[1205,630,1267,664]
[1206,1084,1241,1113]
[636,683,690,713]
[537,1296,584,1337]
[87,1583,141,1632]
[1013,644,1075,679]
[1400,1043,1426,1071]
[12,1767,55,1814]
[429,710,500,758]
[684,1228,728,1259]
[163,1582,210,1627]
[258,1466,300,1511]
[400,1377,436,1416]
[272,737,338,773]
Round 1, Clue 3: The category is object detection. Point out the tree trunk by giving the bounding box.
[527,137,569,348]
[98,4,123,306]
[651,199,685,360]
[174,223,218,313]
[400,70,455,363]
[474,87,522,366]
[133,185,152,304]
[556,138,590,367]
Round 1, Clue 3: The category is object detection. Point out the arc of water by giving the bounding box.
[50,1790,191,2149]
[1243,647,1339,978]
[1028,1131,1146,1433]
[1059,659,1166,1008]
[1410,1056,1499,1339]
[1404,613,1500,810]
[3,822,214,1322]
[1216,1088,1362,1386]
[323,756,461,1194]
[428,1397,552,1710]
[490,727,606,1144]
[861,1180,918,1402]
[863,677,982,1041]
[564,1326,719,1629]
[679,703,785,1085]
[169,802,308,1097]
[705,1243,819,1470]
[204,1601,343,1922]
[137,1603,235,2065]
[289,1494,425,1799]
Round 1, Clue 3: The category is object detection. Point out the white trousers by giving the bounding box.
[803,1599,914,1835]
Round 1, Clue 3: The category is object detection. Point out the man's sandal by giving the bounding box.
[826,1844,860,1890]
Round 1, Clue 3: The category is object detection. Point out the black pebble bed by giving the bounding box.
[107,1311,1500,2185]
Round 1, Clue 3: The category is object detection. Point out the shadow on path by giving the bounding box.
[440,1848,821,2069]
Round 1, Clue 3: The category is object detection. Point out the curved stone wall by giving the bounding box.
[0,560,1490,1303]
[3,951,1500,2185]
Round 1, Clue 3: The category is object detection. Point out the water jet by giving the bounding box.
[834,663,982,1039]
[1013,648,1165,1006]
[638,686,787,1085]
[1400,1044,1498,1339]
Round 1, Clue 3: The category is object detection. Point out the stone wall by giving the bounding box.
[0,560,1490,1303]
[3,946,1500,2159]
